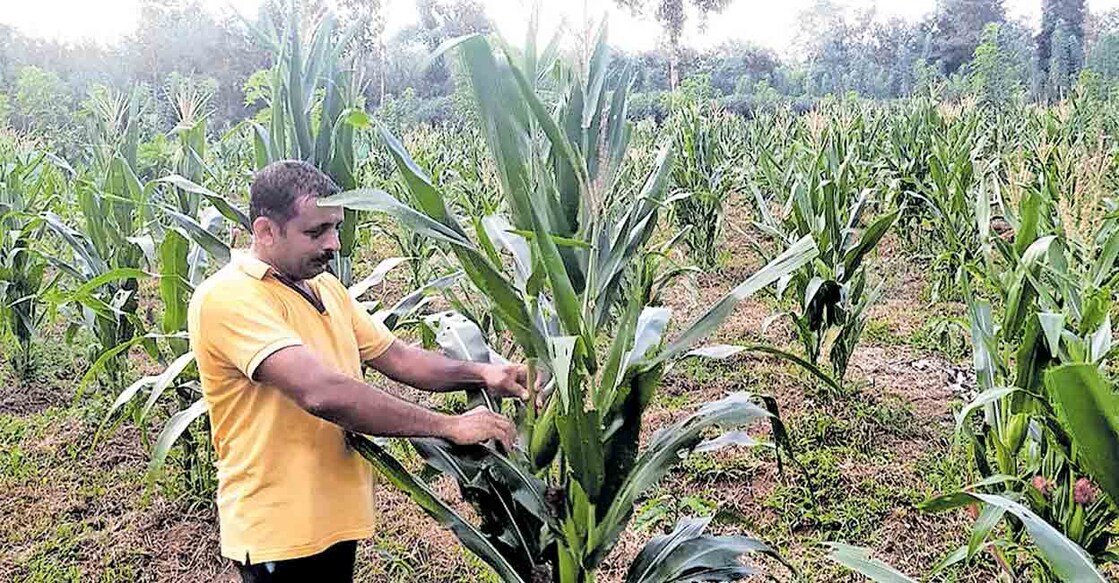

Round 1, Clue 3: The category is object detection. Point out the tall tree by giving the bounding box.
[388,0,492,98]
[615,0,732,89]
[932,0,1005,75]
[129,0,266,127]
[1038,0,1086,99]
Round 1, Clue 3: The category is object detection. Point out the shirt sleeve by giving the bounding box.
[350,294,396,361]
[192,286,303,380]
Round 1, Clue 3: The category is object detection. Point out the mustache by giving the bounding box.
[315,252,335,264]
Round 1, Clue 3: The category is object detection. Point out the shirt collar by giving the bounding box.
[232,250,273,280]
[233,250,328,314]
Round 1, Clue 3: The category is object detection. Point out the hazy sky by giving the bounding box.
[4,0,1119,55]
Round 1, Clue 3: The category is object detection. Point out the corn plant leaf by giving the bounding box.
[683,343,840,393]
[94,375,158,446]
[64,267,150,300]
[624,307,671,371]
[139,351,197,423]
[842,209,899,276]
[595,392,771,562]
[527,197,583,339]
[626,516,793,583]
[597,291,644,411]
[922,492,1106,582]
[646,235,818,368]
[148,397,207,475]
[825,543,917,583]
[505,51,589,199]
[374,272,462,330]
[320,189,472,250]
[42,211,107,277]
[348,256,409,299]
[1088,314,1112,363]
[482,215,532,288]
[375,124,460,228]
[425,311,493,364]
[347,434,527,583]
[968,502,1006,559]
[955,387,1018,434]
[930,545,970,574]
[410,439,540,564]
[1037,312,1065,355]
[557,402,604,503]
[684,345,745,359]
[75,332,189,399]
[157,175,251,229]
[159,230,191,334]
[1045,364,1119,507]
[164,208,230,265]
[1092,228,1119,287]
[249,122,275,169]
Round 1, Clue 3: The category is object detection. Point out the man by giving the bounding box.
[187,160,525,582]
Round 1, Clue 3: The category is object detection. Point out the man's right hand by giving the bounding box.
[445,406,517,451]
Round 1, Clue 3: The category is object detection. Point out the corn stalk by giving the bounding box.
[323,27,818,583]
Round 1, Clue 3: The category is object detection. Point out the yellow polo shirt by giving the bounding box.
[187,250,396,563]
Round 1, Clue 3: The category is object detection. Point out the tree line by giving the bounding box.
[1,0,1117,140]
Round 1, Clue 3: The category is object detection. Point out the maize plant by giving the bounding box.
[41,85,155,388]
[825,155,1119,579]
[751,109,898,383]
[666,98,742,268]
[936,145,1119,577]
[908,105,988,302]
[0,147,68,377]
[324,27,820,583]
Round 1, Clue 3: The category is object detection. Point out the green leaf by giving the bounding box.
[648,235,818,367]
[139,352,196,423]
[955,387,1018,435]
[595,393,771,560]
[968,502,1006,559]
[482,215,532,288]
[825,543,917,583]
[1045,364,1119,507]
[347,434,527,583]
[842,209,899,276]
[65,267,150,300]
[923,491,1107,581]
[683,343,840,393]
[375,272,462,331]
[157,175,251,229]
[1037,312,1065,355]
[148,397,208,475]
[528,198,583,339]
[164,208,230,265]
[626,516,793,582]
[348,256,409,299]
[319,189,473,250]
[94,375,158,447]
[159,230,191,335]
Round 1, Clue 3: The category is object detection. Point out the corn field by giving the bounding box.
[3,6,1119,583]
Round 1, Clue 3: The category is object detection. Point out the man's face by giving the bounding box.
[261,196,343,280]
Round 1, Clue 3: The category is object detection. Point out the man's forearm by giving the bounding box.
[308,372,456,438]
[372,341,486,393]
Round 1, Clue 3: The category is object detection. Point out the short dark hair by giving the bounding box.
[249,160,340,226]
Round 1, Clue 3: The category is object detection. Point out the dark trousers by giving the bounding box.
[237,540,357,583]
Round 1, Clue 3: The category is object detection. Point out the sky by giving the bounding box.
[3,0,1119,56]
